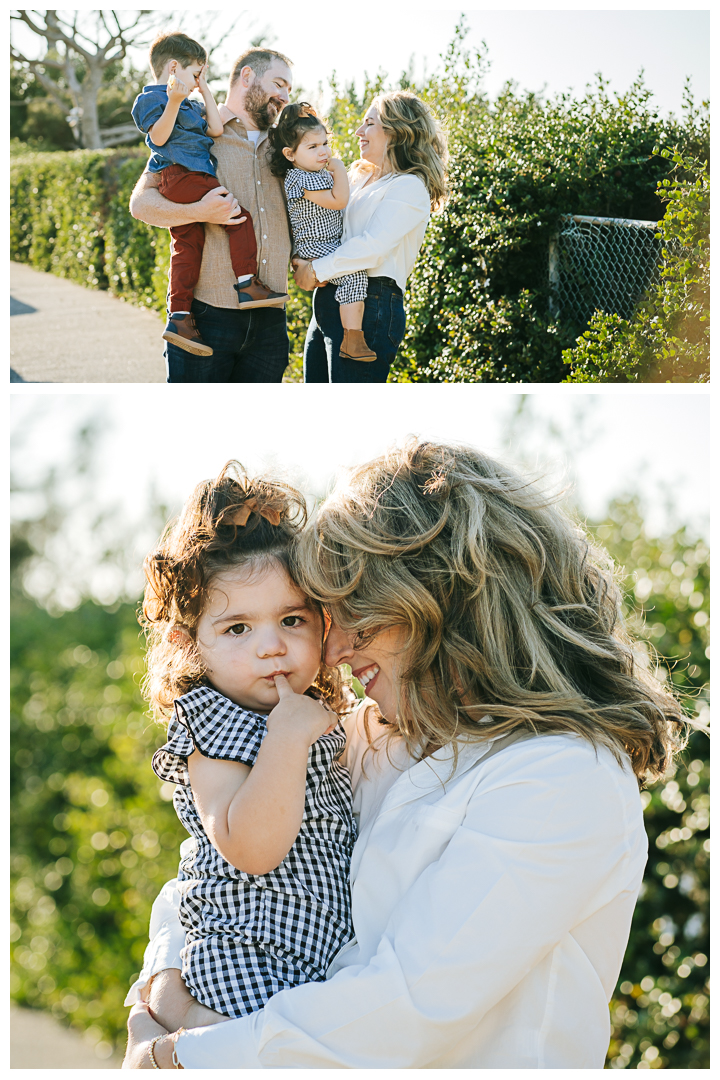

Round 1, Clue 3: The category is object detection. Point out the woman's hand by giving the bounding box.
[123,1002,176,1069]
[196,187,248,226]
[291,257,326,291]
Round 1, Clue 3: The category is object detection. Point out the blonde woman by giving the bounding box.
[124,439,685,1068]
[292,92,448,383]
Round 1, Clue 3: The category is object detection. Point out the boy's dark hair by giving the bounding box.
[149,32,207,79]
[229,47,293,87]
[267,102,328,178]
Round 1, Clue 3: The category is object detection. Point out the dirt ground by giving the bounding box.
[10,1005,125,1069]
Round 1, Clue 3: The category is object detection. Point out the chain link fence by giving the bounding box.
[549,215,665,324]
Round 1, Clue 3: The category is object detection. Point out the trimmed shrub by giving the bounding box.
[10,148,168,304]
[11,150,110,289]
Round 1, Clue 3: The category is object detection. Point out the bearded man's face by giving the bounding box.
[244,61,292,130]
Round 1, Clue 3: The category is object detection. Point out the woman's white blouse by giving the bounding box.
[312,170,432,292]
[132,706,648,1069]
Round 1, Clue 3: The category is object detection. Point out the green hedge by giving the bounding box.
[395,77,706,382]
[11,148,169,310]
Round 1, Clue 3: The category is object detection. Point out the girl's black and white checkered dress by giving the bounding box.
[152,685,356,1018]
[285,167,368,305]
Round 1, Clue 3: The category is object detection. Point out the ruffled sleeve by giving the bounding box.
[285,167,334,202]
[152,686,266,786]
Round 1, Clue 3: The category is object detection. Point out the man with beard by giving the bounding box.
[130,48,294,382]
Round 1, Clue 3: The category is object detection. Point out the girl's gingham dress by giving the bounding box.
[152,685,356,1018]
[285,167,368,305]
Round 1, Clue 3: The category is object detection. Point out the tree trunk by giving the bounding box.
[79,64,105,149]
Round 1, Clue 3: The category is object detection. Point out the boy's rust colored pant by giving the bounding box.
[158,164,257,311]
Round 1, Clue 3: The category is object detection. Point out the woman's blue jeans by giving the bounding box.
[303,276,406,383]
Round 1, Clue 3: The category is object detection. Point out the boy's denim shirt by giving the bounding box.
[131,84,218,175]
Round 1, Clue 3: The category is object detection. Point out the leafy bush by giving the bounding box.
[593,498,709,1069]
[396,76,706,382]
[10,596,186,1062]
[10,150,110,289]
[563,148,709,382]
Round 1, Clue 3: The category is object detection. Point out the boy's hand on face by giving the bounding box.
[267,674,336,748]
[167,73,190,102]
[197,62,210,92]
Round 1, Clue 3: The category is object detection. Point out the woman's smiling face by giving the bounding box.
[355,105,388,168]
[324,620,405,722]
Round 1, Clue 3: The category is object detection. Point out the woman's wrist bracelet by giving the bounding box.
[148,1030,185,1069]
[148,1035,162,1068]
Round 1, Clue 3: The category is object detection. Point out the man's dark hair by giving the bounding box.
[149,32,207,79]
[229,47,293,87]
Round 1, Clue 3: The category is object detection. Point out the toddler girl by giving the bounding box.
[268,103,377,362]
[137,462,355,1022]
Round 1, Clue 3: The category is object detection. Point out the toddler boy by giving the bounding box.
[132,32,289,356]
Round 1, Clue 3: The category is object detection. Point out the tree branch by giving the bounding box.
[9,53,72,113]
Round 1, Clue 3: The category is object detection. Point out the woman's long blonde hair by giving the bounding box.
[296,439,687,784]
[371,91,448,211]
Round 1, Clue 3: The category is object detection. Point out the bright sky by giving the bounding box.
[11,8,710,119]
[10,388,711,608]
[11,387,710,524]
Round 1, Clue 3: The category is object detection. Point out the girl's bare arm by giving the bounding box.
[303,158,350,210]
[188,681,334,876]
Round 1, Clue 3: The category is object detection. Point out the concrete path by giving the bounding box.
[10,1004,124,1069]
[10,262,167,383]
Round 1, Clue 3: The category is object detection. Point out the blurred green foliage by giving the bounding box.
[10,598,185,1062]
[10,466,709,1064]
[563,147,709,383]
[589,499,709,1068]
[10,22,709,383]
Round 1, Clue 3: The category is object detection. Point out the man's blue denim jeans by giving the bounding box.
[303,277,406,383]
[165,301,288,383]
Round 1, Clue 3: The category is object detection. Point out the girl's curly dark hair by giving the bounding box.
[140,460,346,721]
[267,102,328,178]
